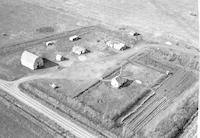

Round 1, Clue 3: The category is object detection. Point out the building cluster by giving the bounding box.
[20,34,87,70]
[105,40,126,51]
[20,32,143,90]
[20,31,140,71]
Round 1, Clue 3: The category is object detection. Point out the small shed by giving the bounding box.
[72,46,87,55]
[21,51,43,70]
[56,54,64,62]
[111,77,128,88]
[46,40,56,46]
[106,40,114,47]
[69,35,79,41]
[135,80,142,84]
[49,83,58,89]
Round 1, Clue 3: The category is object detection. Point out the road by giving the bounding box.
[0,79,98,138]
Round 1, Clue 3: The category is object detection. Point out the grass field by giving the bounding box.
[22,0,198,48]
[0,0,97,47]
[0,94,54,138]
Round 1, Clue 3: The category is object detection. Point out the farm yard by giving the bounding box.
[77,62,164,120]
[0,25,143,81]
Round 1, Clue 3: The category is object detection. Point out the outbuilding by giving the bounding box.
[135,79,142,84]
[72,46,87,55]
[46,40,56,46]
[21,51,44,70]
[56,54,64,62]
[69,35,79,41]
[106,40,126,51]
[113,43,126,51]
[106,40,114,48]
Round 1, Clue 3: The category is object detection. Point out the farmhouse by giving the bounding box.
[21,51,44,70]
[72,46,87,55]
[111,76,128,88]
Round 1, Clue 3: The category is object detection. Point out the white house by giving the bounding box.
[72,46,87,55]
[69,35,79,41]
[21,51,44,70]
[111,76,128,88]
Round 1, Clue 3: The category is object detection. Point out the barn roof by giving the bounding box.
[21,51,39,62]
[21,51,42,70]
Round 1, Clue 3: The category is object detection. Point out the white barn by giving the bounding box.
[21,51,44,70]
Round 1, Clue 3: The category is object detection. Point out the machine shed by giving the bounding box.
[21,51,44,70]
[72,46,87,55]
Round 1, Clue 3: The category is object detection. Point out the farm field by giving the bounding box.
[141,88,198,138]
[0,0,98,47]
[22,0,198,48]
[0,92,54,138]
[179,112,198,138]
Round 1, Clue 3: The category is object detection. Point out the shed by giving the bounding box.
[69,35,79,41]
[46,40,56,46]
[106,40,114,47]
[56,54,64,62]
[49,83,58,89]
[111,76,128,88]
[72,46,87,55]
[135,80,142,84]
[113,43,126,51]
[21,51,43,70]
